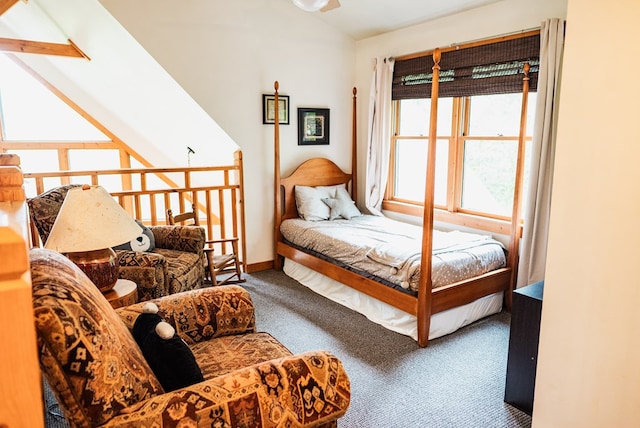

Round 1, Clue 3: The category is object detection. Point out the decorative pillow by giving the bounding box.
[294,185,344,221]
[132,302,204,392]
[113,220,155,252]
[322,187,362,220]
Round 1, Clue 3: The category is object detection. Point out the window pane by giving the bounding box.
[399,98,453,136]
[394,138,447,206]
[68,149,120,170]
[468,93,535,136]
[526,92,536,136]
[8,149,58,173]
[0,54,109,141]
[461,139,518,217]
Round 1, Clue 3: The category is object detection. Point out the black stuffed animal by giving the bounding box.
[132,302,204,392]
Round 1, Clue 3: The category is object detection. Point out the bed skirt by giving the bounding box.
[283,258,503,341]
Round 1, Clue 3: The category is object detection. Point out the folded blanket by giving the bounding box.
[365,243,420,289]
[365,230,502,289]
[365,244,419,270]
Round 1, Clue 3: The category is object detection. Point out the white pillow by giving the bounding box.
[322,187,362,220]
[294,184,345,221]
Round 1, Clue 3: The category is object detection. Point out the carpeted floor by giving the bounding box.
[45,269,532,427]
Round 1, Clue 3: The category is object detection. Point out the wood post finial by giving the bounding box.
[274,81,279,91]
[433,47,441,64]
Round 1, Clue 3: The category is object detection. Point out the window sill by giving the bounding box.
[381,200,515,236]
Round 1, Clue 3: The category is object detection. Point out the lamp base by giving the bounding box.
[66,248,119,293]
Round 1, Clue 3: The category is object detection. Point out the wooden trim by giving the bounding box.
[431,268,511,313]
[351,87,358,203]
[0,154,45,428]
[278,242,418,315]
[0,0,22,17]
[246,260,274,273]
[0,37,87,59]
[416,48,441,347]
[381,200,514,236]
[506,62,531,308]
[277,242,511,318]
[273,81,282,270]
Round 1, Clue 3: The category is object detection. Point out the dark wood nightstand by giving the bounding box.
[504,280,544,415]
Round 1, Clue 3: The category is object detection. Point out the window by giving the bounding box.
[385,32,539,228]
[0,53,124,180]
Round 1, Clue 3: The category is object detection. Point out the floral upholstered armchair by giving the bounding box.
[27,185,206,301]
[31,248,351,427]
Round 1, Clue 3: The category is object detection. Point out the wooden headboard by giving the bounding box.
[279,158,352,221]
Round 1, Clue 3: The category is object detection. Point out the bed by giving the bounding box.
[271,49,526,346]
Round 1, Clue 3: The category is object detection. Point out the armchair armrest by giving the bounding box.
[117,285,256,344]
[151,225,205,255]
[102,351,351,428]
[116,250,168,301]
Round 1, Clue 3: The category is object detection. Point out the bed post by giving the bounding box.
[351,87,358,204]
[273,81,284,270]
[506,63,531,308]
[417,48,441,347]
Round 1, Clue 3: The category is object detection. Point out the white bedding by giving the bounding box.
[280,215,506,293]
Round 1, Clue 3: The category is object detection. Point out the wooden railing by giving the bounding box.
[24,151,247,270]
[0,154,44,428]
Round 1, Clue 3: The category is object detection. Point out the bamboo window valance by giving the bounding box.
[392,33,540,100]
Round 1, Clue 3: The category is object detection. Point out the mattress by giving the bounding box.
[280,215,506,293]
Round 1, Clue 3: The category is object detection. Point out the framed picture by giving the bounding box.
[262,94,289,125]
[298,108,330,145]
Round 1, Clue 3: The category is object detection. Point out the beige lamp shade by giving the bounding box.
[45,185,142,252]
[45,185,142,292]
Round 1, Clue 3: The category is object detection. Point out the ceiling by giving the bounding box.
[292,0,503,40]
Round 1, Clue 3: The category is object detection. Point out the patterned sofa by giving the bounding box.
[31,248,351,427]
[27,185,205,301]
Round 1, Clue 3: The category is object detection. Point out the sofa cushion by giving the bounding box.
[154,248,204,294]
[191,332,292,379]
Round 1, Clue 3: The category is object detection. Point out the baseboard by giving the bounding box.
[246,260,274,273]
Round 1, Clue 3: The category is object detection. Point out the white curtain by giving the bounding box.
[365,56,395,216]
[516,18,566,288]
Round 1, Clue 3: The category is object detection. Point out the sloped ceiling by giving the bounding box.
[0,0,239,166]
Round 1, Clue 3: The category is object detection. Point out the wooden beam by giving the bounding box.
[0,0,23,17]
[0,37,89,59]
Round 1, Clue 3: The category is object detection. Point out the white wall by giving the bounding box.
[533,0,640,426]
[100,0,356,266]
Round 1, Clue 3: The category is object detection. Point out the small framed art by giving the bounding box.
[298,108,330,145]
[262,94,289,125]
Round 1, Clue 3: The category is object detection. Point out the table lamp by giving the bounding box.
[44,184,142,293]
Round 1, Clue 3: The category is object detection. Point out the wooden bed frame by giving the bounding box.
[272,49,529,347]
